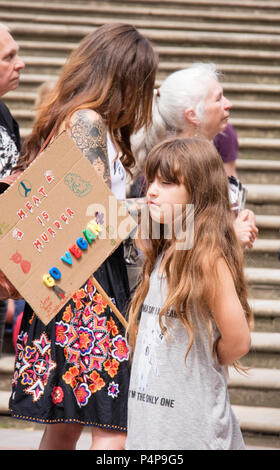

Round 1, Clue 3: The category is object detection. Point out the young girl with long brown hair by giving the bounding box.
[126,137,253,450]
[8,23,158,450]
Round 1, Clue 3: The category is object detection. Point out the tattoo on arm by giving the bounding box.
[70,110,111,187]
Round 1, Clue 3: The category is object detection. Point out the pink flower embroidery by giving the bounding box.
[52,386,64,404]
[111,335,129,362]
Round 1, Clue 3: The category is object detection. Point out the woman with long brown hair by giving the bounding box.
[9,23,158,450]
[126,137,253,450]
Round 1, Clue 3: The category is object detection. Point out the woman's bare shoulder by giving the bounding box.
[70,108,101,125]
[67,109,111,186]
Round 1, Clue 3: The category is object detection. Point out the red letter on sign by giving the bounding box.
[69,244,82,259]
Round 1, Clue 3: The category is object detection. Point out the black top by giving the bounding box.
[0,101,20,178]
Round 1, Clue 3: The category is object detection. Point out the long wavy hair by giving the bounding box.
[127,137,253,368]
[14,23,158,173]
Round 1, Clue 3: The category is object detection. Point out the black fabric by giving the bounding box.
[9,244,131,431]
[0,299,7,357]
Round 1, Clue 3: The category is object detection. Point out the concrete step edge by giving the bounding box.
[156,45,280,60]
[157,81,280,93]
[249,298,280,317]
[19,73,58,82]
[228,366,280,389]
[0,390,10,414]
[250,239,280,253]
[19,56,66,66]
[231,118,280,129]
[8,22,280,45]
[0,355,14,374]
[255,215,280,229]
[233,404,280,434]
[237,160,280,170]
[17,40,280,61]
[245,267,280,285]
[231,100,280,111]
[3,91,37,101]
[10,110,36,119]
[4,13,280,36]
[20,127,32,138]
[251,331,280,352]
[112,0,280,10]
[2,0,280,15]
[159,62,280,74]
[256,215,280,229]
[239,138,280,149]
[245,184,280,202]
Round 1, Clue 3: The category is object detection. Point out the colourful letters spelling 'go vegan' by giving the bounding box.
[42,219,103,289]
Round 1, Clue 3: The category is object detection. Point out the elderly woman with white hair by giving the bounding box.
[131,62,258,249]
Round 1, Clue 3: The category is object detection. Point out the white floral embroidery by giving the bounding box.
[0,125,19,178]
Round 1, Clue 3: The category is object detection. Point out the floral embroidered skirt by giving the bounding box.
[9,244,130,431]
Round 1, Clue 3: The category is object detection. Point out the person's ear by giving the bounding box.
[184,108,199,126]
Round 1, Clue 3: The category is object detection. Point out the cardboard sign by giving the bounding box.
[0,131,136,325]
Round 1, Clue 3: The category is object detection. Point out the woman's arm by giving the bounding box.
[68,109,111,187]
[207,258,251,365]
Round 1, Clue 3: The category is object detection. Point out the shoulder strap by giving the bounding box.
[38,127,55,154]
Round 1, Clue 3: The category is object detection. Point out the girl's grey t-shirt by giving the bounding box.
[126,264,245,450]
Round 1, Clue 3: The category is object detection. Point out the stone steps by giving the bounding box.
[255,215,280,239]
[238,141,280,161]
[245,239,280,269]
[243,332,280,369]
[3,10,280,37]
[245,185,280,220]
[7,22,280,52]
[228,367,280,408]
[245,267,280,300]
[249,298,280,333]
[245,185,280,212]
[237,160,280,184]
[150,45,280,66]
[231,119,280,139]
[114,0,280,11]
[233,404,280,437]
[158,62,280,85]
[2,0,280,23]
[0,391,10,414]
[246,267,280,286]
